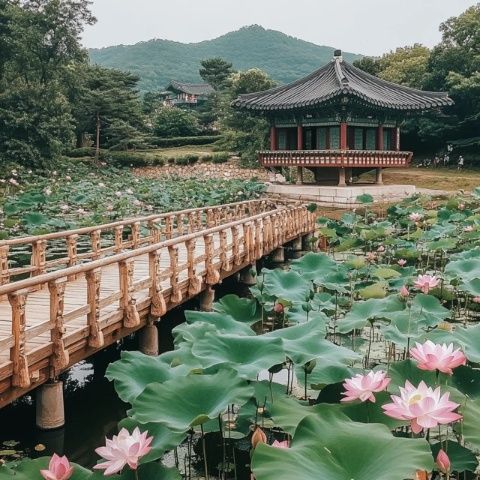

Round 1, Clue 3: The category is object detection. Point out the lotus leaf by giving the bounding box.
[252,409,433,480]
[262,269,312,303]
[106,351,174,404]
[213,294,261,324]
[184,311,254,336]
[130,370,253,430]
[191,333,286,379]
[290,252,337,281]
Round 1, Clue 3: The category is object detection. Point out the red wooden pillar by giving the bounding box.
[297,125,303,150]
[377,125,384,151]
[340,122,348,150]
[395,127,400,151]
[270,126,277,151]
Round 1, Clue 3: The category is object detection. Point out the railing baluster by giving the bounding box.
[114,225,124,253]
[0,245,10,291]
[168,245,182,304]
[204,234,220,285]
[186,239,202,295]
[219,229,231,272]
[48,279,69,372]
[119,259,140,328]
[9,292,30,388]
[254,219,263,260]
[149,250,167,317]
[86,268,104,348]
[90,229,101,260]
[31,240,47,278]
[164,216,173,240]
[231,225,241,266]
[131,222,140,249]
[148,220,161,244]
[66,234,78,281]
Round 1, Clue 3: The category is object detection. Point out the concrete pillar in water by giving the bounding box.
[271,247,285,263]
[302,233,314,251]
[139,322,159,356]
[291,237,303,252]
[240,264,257,286]
[36,380,65,430]
[199,286,215,312]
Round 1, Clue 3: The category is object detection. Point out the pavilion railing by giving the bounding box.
[0,199,275,287]
[259,150,413,168]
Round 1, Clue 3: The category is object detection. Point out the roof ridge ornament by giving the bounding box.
[333,50,349,87]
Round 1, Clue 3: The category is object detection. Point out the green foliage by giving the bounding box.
[212,152,229,164]
[89,25,361,93]
[153,107,200,138]
[149,135,221,148]
[199,57,235,90]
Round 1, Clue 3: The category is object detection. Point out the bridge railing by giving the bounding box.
[0,204,316,391]
[0,199,274,287]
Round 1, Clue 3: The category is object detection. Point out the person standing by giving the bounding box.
[458,155,464,170]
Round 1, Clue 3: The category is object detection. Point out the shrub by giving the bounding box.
[212,152,230,164]
[174,156,190,166]
[66,147,93,158]
[153,107,200,138]
[149,135,222,148]
[108,151,154,167]
[200,154,213,162]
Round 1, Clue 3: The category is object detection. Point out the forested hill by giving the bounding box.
[89,25,362,92]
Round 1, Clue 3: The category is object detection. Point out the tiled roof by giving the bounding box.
[167,81,214,96]
[233,52,453,112]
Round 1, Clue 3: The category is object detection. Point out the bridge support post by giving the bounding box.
[199,286,215,312]
[375,167,383,185]
[271,247,285,263]
[302,233,315,251]
[36,380,65,430]
[240,264,257,286]
[139,322,159,356]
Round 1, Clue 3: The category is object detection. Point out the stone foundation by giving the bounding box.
[135,159,269,181]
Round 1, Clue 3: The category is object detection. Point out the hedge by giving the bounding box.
[149,135,222,148]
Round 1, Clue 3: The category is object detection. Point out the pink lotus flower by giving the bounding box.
[40,454,73,480]
[436,449,450,474]
[382,381,462,434]
[94,427,153,475]
[399,285,410,298]
[473,296,480,304]
[464,225,474,232]
[410,340,466,375]
[458,203,465,211]
[271,440,289,449]
[409,212,423,222]
[377,245,385,253]
[414,274,440,294]
[341,370,390,403]
[397,259,407,267]
[366,252,377,262]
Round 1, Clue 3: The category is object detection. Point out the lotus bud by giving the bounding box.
[473,296,480,304]
[399,285,409,298]
[273,302,284,314]
[436,449,450,474]
[415,471,429,480]
[397,259,407,267]
[251,427,267,449]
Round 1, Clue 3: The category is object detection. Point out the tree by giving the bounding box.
[0,0,95,166]
[72,65,145,158]
[217,68,276,165]
[378,45,430,89]
[353,57,382,76]
[153,107,200,138]
[199,57,235,90]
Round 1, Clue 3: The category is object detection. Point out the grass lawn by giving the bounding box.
[360,167,480,192]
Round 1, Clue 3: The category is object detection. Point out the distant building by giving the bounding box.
[165,81,214,107]
[233,50,453,186]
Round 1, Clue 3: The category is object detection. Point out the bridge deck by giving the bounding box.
[0,201,316,407]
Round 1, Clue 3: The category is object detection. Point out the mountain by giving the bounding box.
[89,25,362,92]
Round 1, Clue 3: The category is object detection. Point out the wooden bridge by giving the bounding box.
[0,199,316,409]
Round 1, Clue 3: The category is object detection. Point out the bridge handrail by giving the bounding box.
[0,202,316,393]
[0,199,275,285]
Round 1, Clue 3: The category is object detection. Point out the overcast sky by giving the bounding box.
[83,0,476,56]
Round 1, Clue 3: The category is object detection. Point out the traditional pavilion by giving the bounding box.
[165,81,214,107]
[233,50,453,186]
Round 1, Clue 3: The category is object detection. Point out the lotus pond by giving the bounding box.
[0,160,264,239]
[3,190,480,479]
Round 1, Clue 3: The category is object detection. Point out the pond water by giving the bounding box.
[0,275,248,470]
